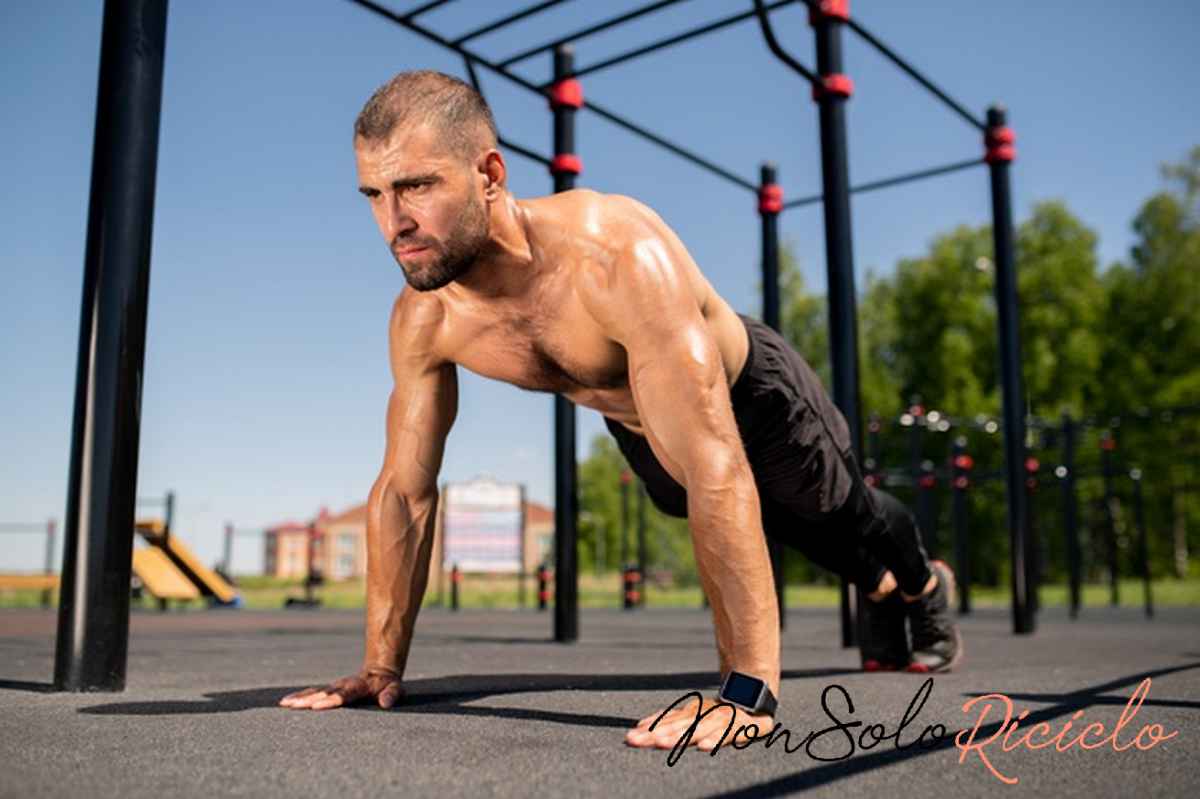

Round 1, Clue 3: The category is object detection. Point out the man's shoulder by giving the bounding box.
[388,289,448,366]
[526,188,662,234]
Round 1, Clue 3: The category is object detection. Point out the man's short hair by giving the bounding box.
[354,70,499,161]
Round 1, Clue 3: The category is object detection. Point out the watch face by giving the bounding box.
[722,672,764,708]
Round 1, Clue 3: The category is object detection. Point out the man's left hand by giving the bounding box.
[624,694,774,751]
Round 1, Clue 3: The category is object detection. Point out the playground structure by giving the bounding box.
[0,520,57,608]
[55,0,1033,691]
[1,502,241,610]
[133,518,241,609]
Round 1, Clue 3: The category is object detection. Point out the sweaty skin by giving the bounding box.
[280,120,780,750]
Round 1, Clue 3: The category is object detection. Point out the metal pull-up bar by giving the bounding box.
[347,0,758,193]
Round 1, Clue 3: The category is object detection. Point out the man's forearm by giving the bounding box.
[688,463,781,698]
[362,487,439,677]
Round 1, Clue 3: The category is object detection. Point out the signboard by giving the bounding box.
[442,477,524,573]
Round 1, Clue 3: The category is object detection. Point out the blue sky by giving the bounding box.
[2,0,1197,574]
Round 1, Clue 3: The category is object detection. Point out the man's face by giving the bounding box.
[355,123,489,292]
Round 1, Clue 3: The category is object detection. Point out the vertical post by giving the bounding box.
[917,460,936,555]
[758,162,788,632]
[1060,412,1082,618]
[518,483,527,609]
[984,105,1033,634]
[1024,454,1040,614]
[537,562,550,611]
[951,436,972,614]
[907,401,926,536]
[43,519,58,609]
[164,490,175,544]
[305,521,317,605]
[1130,469,1153,618]
[636,479,647,607]
[550,45,582,642]
[865,414,881,486]
[1100,429,1119,606]
[54,0,169,692]
[223,522,234,576]
[619,470,630,570]
[811,1,863,650]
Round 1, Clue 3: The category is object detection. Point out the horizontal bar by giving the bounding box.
[819,1,986,132]
[0,523,51,533]
[581,98,758,191]
[461,55,552,166]
[349,0,546,93]
[499,136,553,166]
[497,0,696,68]
[560,0,798,82]
[782,156,983,209]
[754,0,818,85]
[404,0,457,20]
[347,0,754,192]
[452,0,575,45]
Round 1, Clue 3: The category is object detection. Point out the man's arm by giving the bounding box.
[580,208,780,698]
[363,292,457,680]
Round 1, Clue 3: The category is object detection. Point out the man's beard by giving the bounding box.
[392,194,489,292]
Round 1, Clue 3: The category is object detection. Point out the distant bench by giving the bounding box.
[0,574,59,592]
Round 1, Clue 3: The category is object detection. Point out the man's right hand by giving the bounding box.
[278,669,405,710]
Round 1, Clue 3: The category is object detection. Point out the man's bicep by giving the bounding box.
[625,316,743,484]
[376,294,457,500]
[378,358,457,500]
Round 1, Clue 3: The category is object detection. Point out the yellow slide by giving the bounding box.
[132,547,200,600]
[136,519,241,605]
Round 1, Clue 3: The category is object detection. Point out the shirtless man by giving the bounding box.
[279,71,962,751]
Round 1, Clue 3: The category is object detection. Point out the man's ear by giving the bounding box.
[480,149,506,201]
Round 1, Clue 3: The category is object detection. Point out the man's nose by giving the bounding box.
[384,193,417,240]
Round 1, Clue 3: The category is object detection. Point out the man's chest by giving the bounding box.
[448,302,630,396]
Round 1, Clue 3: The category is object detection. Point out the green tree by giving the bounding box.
[1014,200,1106,419]
[1097,146,1200,577]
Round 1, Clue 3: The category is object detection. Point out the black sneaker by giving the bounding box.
[905,560,964,673]
[859,591,910,672]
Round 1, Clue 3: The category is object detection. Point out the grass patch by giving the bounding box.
[2,575,1196,611]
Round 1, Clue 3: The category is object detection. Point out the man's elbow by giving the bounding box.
[684,445,754,503]
[368,472,438,515]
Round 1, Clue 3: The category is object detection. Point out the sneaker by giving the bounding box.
[904,560,964,673]
[859,591,910,672]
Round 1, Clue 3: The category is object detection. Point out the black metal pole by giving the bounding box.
[518,483,527,609]
[1060,412,1082,618]
[53,0,169,692]
[1130,469,1153,618]
[984,105,1034,635]
[1024,453,1040,615]
[620,470,630,568]
[222,522,233,575]
[951,436,972,614]
[42,519,58,609]
[917,459,935,555]
[1101,430,1119,606]
[550,45,581,642]
[164,489,174,544]
[636,480,647,607]
[759,163,788,632]
[812,4,863,650]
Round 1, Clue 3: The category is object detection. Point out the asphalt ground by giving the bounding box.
[1,603,1197,798]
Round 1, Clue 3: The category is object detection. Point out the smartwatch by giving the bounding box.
[718,670,778,717]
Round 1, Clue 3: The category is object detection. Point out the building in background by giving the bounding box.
[262,488,553,585]
[263,520,311,579]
